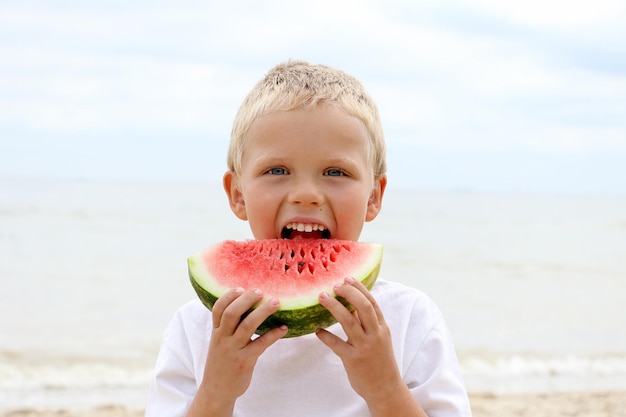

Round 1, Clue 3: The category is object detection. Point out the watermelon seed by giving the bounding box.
[284,264,290,272]
[308,262,315,273]
[297,261,306,273]
[299,248,305,258]
[330,252,337,262]
[290,250,295,258]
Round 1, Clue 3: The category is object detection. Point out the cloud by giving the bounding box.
[0,0,625,191]
[469,0,626,34]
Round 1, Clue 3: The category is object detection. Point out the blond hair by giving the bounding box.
[227,60,387,178]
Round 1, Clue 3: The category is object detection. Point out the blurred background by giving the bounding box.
[1,0,625,412]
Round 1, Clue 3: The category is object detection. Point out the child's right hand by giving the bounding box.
[187,288,288,417]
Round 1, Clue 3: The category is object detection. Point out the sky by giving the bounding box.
[1,0,625,195]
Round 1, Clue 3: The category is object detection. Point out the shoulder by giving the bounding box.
[168,298,212,327]
[174,298,212,322]
[372,279,443,320]
[371,278,432,301]
[372,279,450,348]
[161,299,213,349]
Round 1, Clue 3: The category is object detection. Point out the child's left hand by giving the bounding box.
[316,277,407,408]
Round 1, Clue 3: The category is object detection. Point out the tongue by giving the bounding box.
[290,230,324,239]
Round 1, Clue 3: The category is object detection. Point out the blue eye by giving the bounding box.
[324,168,345,177]
[266,167,288,175]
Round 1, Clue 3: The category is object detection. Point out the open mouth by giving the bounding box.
[281,223,331,239]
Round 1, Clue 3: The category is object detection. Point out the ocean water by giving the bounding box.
[1,176,625,409]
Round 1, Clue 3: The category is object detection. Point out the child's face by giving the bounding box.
[224,104,386,241]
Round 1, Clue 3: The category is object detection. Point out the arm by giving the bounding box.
[186,288,288,417]
[316,277,429,417]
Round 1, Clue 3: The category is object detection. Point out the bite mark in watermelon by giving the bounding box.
[188,239,383,338]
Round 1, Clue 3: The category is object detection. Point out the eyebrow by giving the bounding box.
[248,154,286,167]
[250,155,364,171]
[322,157,362,169]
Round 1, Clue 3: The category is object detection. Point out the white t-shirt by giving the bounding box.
[145,279,472,417]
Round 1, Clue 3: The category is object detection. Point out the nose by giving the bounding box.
[288,177,325,206]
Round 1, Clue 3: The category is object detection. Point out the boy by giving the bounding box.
[146,60,472,417]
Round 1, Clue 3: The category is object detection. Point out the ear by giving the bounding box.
[365,175,387,222]
[223,170,248,220]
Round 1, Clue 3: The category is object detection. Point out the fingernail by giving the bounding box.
[234,287,244,294]
[344,276,355,284]
[253,288,263,297]
[270,298,280,307]
[319,291,329,300]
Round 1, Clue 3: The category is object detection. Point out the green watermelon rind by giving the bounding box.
[188,241,383,338]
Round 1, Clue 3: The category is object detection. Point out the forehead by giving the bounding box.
[244,104,370,153]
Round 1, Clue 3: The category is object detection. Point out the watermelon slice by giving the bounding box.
[188,239,383,338]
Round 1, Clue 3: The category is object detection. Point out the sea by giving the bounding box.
[1,176,625,410]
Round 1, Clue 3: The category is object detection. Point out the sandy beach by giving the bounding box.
[469,391,626,416]
[2,392,625,417]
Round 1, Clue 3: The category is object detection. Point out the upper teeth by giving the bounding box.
[285,223,325,232]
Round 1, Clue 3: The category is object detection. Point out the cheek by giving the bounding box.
[335,194,369,222]
[244,191,277,217]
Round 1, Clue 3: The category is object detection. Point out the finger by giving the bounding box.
[346,277,382,316]
[212,287,245,328]
[215,289,263,335]
[344,277,385,324]
[247,323,289,356]
[315,327,351,356]
[334,279,380,333]
[318,290,358,331]
[235,296,282,339]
